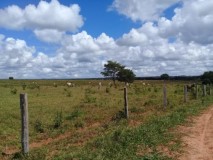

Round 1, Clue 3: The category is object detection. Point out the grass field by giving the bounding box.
[0,79,212,160]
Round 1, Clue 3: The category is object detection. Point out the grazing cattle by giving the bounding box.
[67,82,72,87]
[98,82,102,89]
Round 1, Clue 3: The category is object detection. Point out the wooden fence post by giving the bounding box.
[184,85,187,102]
[124,87,129,119]
[203,85,206,96]
[20,93,29,154]
[163,84,167,109]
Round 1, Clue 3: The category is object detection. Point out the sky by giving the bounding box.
[0,0,212,79]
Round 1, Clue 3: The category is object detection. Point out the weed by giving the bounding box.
[10,88,17,95]
[66,110,84,120]
[53,111,63,129]
[84,94,96,103]
[85,88,96,94]
[34,119,44,133]
[111,111,126,121]
[105,87,110,93]
[74,120,85,128]
[21,83,27,90]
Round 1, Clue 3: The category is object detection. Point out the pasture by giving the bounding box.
[0,79,212,159]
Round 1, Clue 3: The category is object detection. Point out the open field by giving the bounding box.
[0,79,212,159]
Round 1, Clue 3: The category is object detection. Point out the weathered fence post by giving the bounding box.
[203,85,206,96]
[196,85,199,99]
[163,84,167,109]
[124,87,129,119]
[20,93,29,154]
[184,85,187,102]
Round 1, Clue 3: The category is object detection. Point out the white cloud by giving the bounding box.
[0,0,84,43]
[110,0,179,21]
[0,0,213,78]
[1,27,213,79]
[159,0,213,44]
[34,29,65,43]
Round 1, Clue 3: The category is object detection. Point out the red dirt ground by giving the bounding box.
[179,106,213,160]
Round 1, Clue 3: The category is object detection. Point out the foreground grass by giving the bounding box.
[1,80,212,159]
[14,96,213,160]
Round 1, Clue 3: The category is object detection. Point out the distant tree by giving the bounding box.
[201,71,213,84]
[9,77,14,80]
[160,73,169,80]
[117,68,136,84]
[101,61,125,86]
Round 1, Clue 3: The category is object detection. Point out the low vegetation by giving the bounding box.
[0,79,212,159]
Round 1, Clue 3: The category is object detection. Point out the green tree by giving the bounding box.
[101,61,125,86]
[117,68,136,84]
[160,73,169,80]
[201,71,213,84]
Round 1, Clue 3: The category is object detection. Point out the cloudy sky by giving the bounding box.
[0,0,212,79]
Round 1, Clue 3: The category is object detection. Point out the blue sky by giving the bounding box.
[0,0,212,78]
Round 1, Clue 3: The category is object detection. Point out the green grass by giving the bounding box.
[52,97,213,160]
[0,79,212,159]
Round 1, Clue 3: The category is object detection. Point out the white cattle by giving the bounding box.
[67,82,72,87]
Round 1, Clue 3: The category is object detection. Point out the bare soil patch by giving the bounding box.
[179,106,213,160]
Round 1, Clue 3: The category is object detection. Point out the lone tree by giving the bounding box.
[201,71,213,84]
[160,73,169,80]
[117,68,136,84]
[101,61,125,86]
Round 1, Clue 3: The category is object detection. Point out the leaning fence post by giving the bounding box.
[163,84,167,109]
[20,93,29,154]
[184,85,187,102]
[124,87,129,119]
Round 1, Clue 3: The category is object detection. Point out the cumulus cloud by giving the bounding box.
[1,26,213,79]
[34,29,65,43]
[0,0,83,43]
[0,0,213,78]
[110,0,179,21]
[159,0,213,44]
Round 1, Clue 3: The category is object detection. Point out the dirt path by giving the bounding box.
[179,106,213,160]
